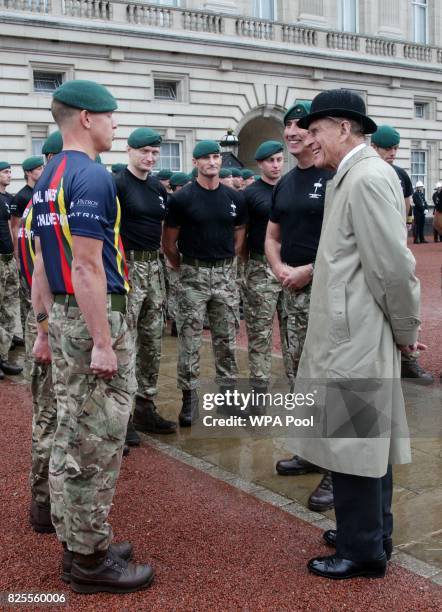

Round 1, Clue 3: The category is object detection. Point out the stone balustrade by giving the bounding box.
[2,0,442,65]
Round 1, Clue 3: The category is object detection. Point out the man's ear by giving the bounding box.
[79,109,91,129]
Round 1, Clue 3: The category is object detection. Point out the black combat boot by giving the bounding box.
[0,359,23,375]
[249,386,268,416]
[401,359,434,385]
[125,416,141,446]
[62,541,134,583]
[70,549,154,594]
[171,321,178,337]
[178,390,199,427]
[133,398,177,434]
[29,499,55,534]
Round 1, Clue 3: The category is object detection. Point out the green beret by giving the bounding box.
[128,127,162,149]
[53,79,117,112]
[231,168,242,178]
[284,100,312,125]
[241,169,254,180]
[111,163,127,173]
[191,167,198,178]
[219,168,233,178]
[95,154,102,164]
[22,156,44,172]
[170,172,190,188]
[0,161,11,171]
[254,175,261,181]
[255,140,284,161]
[157,169,173,180]
[193,140,221,159]
[42,131,63,156]
[371,125,400,148]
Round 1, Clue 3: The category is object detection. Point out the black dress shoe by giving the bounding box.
[275,455,323,476]
[0,360,23,375]
[323,529,393,560]
[308,472,334,511]
[308,553,387,580]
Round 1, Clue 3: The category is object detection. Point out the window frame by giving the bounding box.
[29,61,74,95]
[252,0,277,21]
[412,0,428,44]
[154,142,182,173]
[337,0,359,33]
[28,124,49,157]
[151,72,189,104]
[410,149,427,190]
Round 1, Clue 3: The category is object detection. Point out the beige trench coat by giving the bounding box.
[293,147,421,478]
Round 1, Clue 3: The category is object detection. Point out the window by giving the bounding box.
[150,0,179,5]
[411,150,427,188]
[412,0,427,44]
[338,0,358,32]
[253,0,276,21]
[33,71,64,93]
[31,138,46,156]
[154,80,178,101]
[157,143,181,172]
[414,102,429,119]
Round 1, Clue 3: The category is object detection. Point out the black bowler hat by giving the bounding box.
[297,89,377,134]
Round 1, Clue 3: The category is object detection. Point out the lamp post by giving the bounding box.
[219,128,240,167]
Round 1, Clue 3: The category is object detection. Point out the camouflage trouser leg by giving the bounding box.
[127,259,165,399]
[0,257,20,360]
[25,310,57,507]
[243,259,284,387]
[177,262,239,390]
[167,268,180,321]
[48,302,71,544]
[60,301,132,554]
[281,283,312,383]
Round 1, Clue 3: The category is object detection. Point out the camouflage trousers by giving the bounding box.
[0,256,20,360]
[25,310,57,507]
[243,259,292,387]
[281,282,312,383]
[49,299,132,554]
[166,267,179,321]
[126,258,165,399]
[177,261,239,390]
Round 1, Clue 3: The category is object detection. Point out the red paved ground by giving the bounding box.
[236,241,442,377]
[0,381,441,611]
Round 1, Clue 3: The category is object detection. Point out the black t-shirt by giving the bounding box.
[0,192,13,254]
[115,169,167,251]
[10,184,33,219]
[270,166,334,265]
[392,165,413,199]
[244,178,274,254]
[165,181,247,260]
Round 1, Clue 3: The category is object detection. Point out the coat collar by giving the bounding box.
[333,146,379,188]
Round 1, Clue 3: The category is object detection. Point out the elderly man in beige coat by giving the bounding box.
[293,89,422,580]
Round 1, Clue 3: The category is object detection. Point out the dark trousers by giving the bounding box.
[413,213,426,242]
[332,465,393,562]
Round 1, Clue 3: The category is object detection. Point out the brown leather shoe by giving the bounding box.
[29,499,55,534]
[62,542,133,583]
[308,472,334,512]
[70,549,154,594]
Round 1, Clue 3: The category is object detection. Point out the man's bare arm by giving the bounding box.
[234,226,246,261]
[162,226,181,270]
[11,216,21,262]
[32,237,53,363]
[71,235,116,379]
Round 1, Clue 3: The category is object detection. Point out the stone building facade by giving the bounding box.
[1,0,441,192]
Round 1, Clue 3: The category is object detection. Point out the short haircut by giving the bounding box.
[327,116,364,137]
[51,99,80,126]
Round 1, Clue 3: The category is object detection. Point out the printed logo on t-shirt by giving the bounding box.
[230,201,237,217]
[309,179,324,199]
[159,195,165,209]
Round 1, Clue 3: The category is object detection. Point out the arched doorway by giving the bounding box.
[237,107,291,172]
